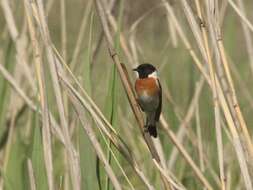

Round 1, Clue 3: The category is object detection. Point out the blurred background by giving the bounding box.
[1,0,253,189]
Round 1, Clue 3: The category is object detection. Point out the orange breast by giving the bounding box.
[135,78,159,97]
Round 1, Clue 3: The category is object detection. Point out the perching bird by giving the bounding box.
[133,63,162,138]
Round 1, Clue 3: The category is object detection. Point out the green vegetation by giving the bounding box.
[0,0,253,189]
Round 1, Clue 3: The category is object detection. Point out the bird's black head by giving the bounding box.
[133,63,157,79]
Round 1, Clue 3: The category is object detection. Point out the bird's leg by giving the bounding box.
[144,116,149,133]
[144,125,149,133]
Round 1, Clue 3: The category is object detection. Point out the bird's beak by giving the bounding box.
[132,68,137,72]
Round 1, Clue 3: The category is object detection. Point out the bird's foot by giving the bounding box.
[144,125,149,133]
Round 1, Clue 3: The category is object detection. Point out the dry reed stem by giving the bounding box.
[220,0,228,25]
[228,0,253,33]
[160,115,214,190]
[152,139,174,190]
[164,79,216,186]
[103,2,250,188]
[100,0,134,65]
[209,0,253,157]
[94,0,177,189]
[94,0,160,162]
[167,77,206,168]
[166,2,178,48]
[207,0,253,184]
[219,40,253,152]
[53,47,134,160]
[70,0,92,70]
[216,77,253,190]
[194,0,225,188]
[59,72,155,190]
[60,0,67,61]
[2,110,15,188]
[64,85,123,190]
[161,0,210,82]
[0,57,66,146]
[126,5,217,189]
[1,0,37,93]
[24,1,54,190]
[53,45,155,189]
[152,160,186,190]
[129,3,163,66]
[0,62,36,110]
[164,0,252,188]
[229,59,253,110]
[102,6,217,188]
[236,0,253,76]
[1,0,252,189]
[195,99,204,172]
[1,0,71,149]
[210,2,252,188]
[0,0,18,40]
[27,159,37,190]
[29,1,81,189]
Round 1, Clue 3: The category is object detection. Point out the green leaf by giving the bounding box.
[31,112,48,190]
[79,11,98,190]
[4,132,29,190]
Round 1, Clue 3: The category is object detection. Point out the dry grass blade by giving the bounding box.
[206,1,253,188]
[27,159,37,190]
[94,0,178,188]
[236,0,253,76]
[160,116,214,190]
[59,71,155,189]
[152,160,186,190]
[60,0,67,61]
[52,45,156,189]
[0,54,66,146]
[70,0,93,69]
[28,0,81,189]
[94,0,160,161]
[228,0,253,32]
[24,1,54,189]
[195,99,204,172]
[0,0,253,189]
[172,0,253,188]
[194,0,225,188]
[167,76,205,169]
[64,84,123,190]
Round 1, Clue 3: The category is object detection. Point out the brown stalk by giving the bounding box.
[94,0,176,189]
[51,42,156,189]
[94,0,159,162]
[58,70,155,190]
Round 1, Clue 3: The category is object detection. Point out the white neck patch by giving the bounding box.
[148,71,158,78]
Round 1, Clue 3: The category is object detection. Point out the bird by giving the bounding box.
[133,63,162,138]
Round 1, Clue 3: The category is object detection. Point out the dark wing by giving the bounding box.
[155,80,162,122]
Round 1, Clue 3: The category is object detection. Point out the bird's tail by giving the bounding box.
[147,125,157,138]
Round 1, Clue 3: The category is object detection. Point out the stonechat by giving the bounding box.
[133,63,162,138]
